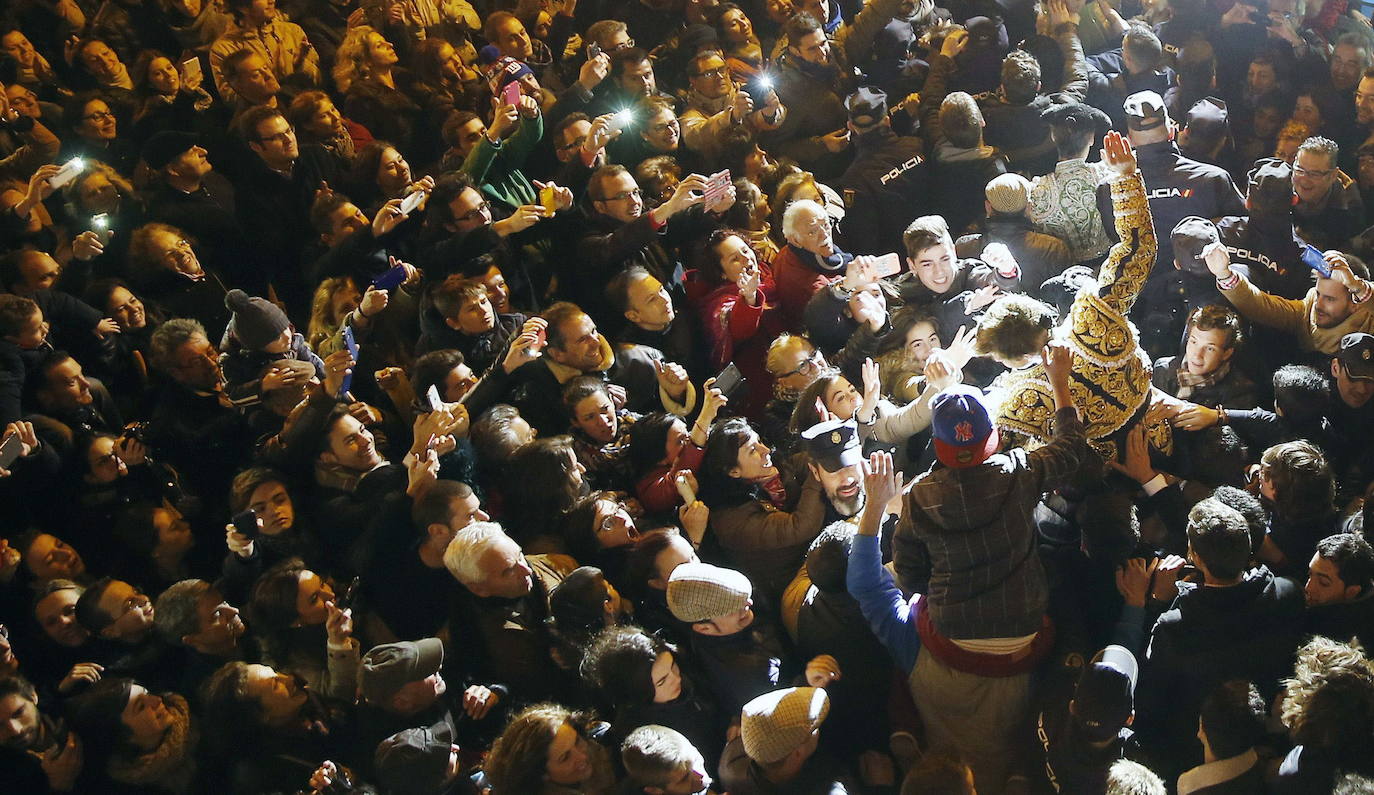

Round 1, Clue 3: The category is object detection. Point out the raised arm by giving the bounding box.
[1094,131,1156,316]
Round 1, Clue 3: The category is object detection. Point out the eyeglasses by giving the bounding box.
[776,353,822,379]
[1293,163,1335,179]
[601,188,642,202]
[557,135,588,152]
[83,110,115,122]
[649,118,680,134]
[456,200,491,222]
[175,348,220,371]
[256,127,295,145]
[611,38,636,52]
[692,67,728,79]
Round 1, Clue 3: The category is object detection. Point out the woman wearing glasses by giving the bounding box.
[61,93,139,176]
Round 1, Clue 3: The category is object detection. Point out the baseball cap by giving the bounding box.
[1072,645,1138,742]
[801,419,862,473]
[360,637,444,704]
[1170,216,1220,277]
[931,385,999,468]
[846,86,888,130]
[1123,90,1168,131]
[985,173,1032,214]
[1246,158,1294,210]
[741,687,830,764]
[1337,332,1374,380]
[374,727,453,793]
[1183,97,1229,151]
[667,563,751,623]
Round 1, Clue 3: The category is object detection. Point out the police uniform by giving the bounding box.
[835,87,929,256]
[1095,91,1245,357]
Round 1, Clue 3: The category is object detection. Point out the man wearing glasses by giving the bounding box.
[74,577,181,691]
[1293,136,1366,252]
[679,49,785,164]
[235,106,316,316]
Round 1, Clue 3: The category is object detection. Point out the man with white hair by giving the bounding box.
[771,198,856,331]
[443,522,578,702]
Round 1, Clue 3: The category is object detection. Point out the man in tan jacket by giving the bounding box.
[1203,243,1374,355]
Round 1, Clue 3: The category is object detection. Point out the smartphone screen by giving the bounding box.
[502,81,522,107]
[181,57,202,85]
[0,433,23,470]
[231,508,258,539]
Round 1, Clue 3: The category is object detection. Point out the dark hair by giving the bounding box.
[719,125,761,178]
[432,274,488,320]
[441,109,481,148]
[625,527,687,595]
[410,349,466,398]
[426,171,478,229]
[552,111,590,147]
[541,302,590,351]
[1261,440,1335,522]
[611,46,651,78]
[606,265,653,315]
[506,436,586,537]
[789,370,845,434]
[784,12,825,45]
[1001,50,1040,105]
[626,412,681,477]
[75,576,119,633]
[221,49,260,86]
[246,557,311,655]
[697,417,762,509]
[695,227,749,285]
[412,480,475,530]
[588,164,632,203]
[562,376,611,421]
[0,673,38,705]
[1211,485,1267,554]
[1272,364,1329,427]
[1315,533,1374,593]
[874,306,940,358]
[807,522,854,593]
[348,139,401,197]
[1076,491,1141,565]
[309,189,356,236]
[580,625,674,709]
[0,294,39,338]
[1186,498,1251,580]
[236,105,287,143]
[472,404,533,462]
[1185,304,1243,350]
[1200,680,1265,762]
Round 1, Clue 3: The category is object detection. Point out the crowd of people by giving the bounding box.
[3,0,1374,792]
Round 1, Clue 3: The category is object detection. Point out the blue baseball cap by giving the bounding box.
[931,385,999,468]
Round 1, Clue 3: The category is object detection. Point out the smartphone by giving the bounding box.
[674,472,696,504]
[338,326,358,399]
[399,189,425,216]
[874,252,903,278]
[231,508,259,539]
[371,263,408,291]
[539,184,558,215]
[703,169,732,203]
[91,213,113,245]
[1301,244,1331,277]
[335,576,360,611]
[713,361,746,399]
[611,108,635,133]
[49,157,86,190]
[502,81,522,108]
[0,432,23,471]
[180,56,202,86]
[587,42,602,60]
[746,73,774,106]
[423,384,442,412]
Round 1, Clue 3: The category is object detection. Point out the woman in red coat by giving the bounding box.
[687,228,787,418]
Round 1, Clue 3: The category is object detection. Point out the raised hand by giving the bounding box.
[1102,129,1138,177]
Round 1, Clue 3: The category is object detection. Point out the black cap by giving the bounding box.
[801,419,862,472]
[1042,101,1111,135]
[1073,645,1138,742]
[846,86,888,130]
[141,130,199,171]
[1123,90,1168,131]
[1246,158,1294,211]
[1171,216,1220,277]
[1337,333,1374,380]
[374,727,452,793]
[1184,97,1229,149]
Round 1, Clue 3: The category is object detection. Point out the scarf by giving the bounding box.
[1175,363,1231,400]
[325,125,356,161]
[787,244,850,275]
[792,54,840,85]
[687,86,733,117]
[108,694,198,792]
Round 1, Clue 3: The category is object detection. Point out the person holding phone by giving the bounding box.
[245,557,360,701]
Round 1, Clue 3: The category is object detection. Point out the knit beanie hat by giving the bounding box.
[225,289,289,350]
[985,174,1032,214]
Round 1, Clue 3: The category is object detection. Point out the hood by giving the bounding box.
[1170,565,1301,632]
[936,140,997,162]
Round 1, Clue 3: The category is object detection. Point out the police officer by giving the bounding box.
[834,87,928,257]
[802,418,869,527]
[1216,159,1309,300]
[1096,90,1246,358]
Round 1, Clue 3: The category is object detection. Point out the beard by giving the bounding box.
[828,490,865,518]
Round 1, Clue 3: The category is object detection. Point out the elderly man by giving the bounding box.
[444,521,578,702]
[1292,137,1365,251]
[770,199,858,330]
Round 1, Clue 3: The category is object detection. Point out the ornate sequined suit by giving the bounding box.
[993,170,1172,459]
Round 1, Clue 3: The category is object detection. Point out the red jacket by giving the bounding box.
[771,245,843,331]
